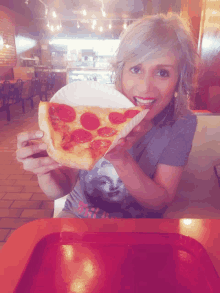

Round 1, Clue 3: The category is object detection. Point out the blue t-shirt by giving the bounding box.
[63,109,197,218]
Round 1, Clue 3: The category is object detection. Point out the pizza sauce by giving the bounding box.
[48,103,140,159]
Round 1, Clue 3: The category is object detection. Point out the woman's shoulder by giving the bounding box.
[170,109,197,137]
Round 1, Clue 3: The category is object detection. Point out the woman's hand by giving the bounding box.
[104,123,146,163]
[16,130,61,176]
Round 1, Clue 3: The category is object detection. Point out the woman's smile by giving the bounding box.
[121,52,179,120]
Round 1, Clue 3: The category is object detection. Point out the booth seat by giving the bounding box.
[54,113,220,219]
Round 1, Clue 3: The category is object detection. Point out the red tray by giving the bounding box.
[12,232,219,293]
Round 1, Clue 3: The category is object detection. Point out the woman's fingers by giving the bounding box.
[17,130,43,149]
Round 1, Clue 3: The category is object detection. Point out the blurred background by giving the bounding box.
[0,0,220,111]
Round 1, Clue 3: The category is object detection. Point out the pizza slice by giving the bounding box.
[38,101,145,170]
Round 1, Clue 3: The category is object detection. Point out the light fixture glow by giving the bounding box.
[77,21,80,28]
[99,26,103,32]
[183,219,192,225]
[82,9,87,16]
[109,23,112,29]
[123,23,127,29]
[102,10,106,17]
[52,11,57,18]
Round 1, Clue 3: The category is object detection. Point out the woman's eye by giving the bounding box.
[157,69,169,77]
[130,66,141,74]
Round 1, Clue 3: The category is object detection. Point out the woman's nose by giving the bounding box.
[137,77,154,93]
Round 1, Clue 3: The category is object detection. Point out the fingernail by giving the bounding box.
[36,131,43,138]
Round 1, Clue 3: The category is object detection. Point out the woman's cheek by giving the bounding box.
[123,79,135,88]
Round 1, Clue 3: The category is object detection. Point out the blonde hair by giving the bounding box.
[110,13,200,126]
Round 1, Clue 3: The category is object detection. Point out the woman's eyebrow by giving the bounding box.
[156,64,175,68]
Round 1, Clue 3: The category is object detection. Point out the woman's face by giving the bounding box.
[121,52,179,121]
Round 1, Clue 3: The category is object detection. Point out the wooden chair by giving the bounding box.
[39,79,49,101]
[20,80,32,113]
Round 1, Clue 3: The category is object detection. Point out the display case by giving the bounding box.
[67,67,113,85]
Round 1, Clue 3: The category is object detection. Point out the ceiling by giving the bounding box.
[2,0,147,39]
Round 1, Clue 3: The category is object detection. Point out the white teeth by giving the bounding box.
[135,97,156,105]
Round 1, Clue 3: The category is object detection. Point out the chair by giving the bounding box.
[39,79,49,101]
[2,80,14,105]
[20,80,32,113]
[47,73,56,93]
[13,79,23,103]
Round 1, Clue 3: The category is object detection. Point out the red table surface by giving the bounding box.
[0,219,220,292]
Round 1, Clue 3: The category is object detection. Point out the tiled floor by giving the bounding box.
[0,94,54,251]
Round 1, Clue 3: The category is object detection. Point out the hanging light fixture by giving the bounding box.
[123,22,127,29]
[82,9,87,16]
[52,10,57,18]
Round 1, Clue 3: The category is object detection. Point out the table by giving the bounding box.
[0,219,220,291]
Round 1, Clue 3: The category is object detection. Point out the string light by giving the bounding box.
[52,11,57,18]
[102,9,106,17]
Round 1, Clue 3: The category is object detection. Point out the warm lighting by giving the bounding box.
[109,23,112,29]
[52,11,57,18]
[102,9,106,17]
[0,36,3,50]
[47,21,50,28]
[77,21,80,28]
[92,19,97,26]
[5,44,10,49]
[62,245,74,261]
[99,26,103,32]
[123,22,127,29]
[183,219,192,225]
[15,35,36,54]
[82,9,87,16]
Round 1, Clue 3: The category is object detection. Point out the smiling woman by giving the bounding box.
[17,12,200,219]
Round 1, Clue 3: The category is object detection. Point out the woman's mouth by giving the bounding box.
[134,97,156,108]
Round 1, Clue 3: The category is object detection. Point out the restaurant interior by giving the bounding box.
[0,1,220,289]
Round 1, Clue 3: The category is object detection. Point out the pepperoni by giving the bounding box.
[80,112,100,130]
[71,129,93,143]
[97,127,118,137]
[109,112,127,124]
[124,109,140,119]
[49,104,76,123]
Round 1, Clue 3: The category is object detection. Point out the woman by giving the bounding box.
[16,13,199,218]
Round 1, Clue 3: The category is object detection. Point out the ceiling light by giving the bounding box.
[123,23,127,29]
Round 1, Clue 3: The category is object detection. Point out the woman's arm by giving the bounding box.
[106,148,183,210]
[104,122,184,210]
[37,167,79,200]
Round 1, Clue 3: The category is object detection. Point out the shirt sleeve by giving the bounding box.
[158,113,197,167]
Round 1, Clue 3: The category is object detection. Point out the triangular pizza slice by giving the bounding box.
[38,101,145,170]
